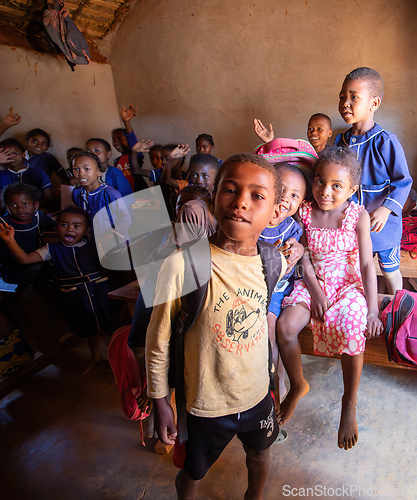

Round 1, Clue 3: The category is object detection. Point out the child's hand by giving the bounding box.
[132,140,153,153]
[310,291,331,322]
[254,118,274,143]
[121,105,138,123]
[4,107,21,127]
[60,6,70,17]
[169,145,190,158]
[0,147,13,164]
[369,206,391,232]
[0,223,15,241]
[276,237,304,274]
[365,312,383,338]
[153,396,177,445]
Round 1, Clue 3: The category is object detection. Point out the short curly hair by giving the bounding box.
[344,67,384,100]
[316,146,362,186]
[213,152,282,204]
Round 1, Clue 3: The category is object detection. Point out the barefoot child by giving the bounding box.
[259,164,307,403]
[0,207,119,373]
[146,152,287,498]
[335,67,412,294]
[276,146,383,450]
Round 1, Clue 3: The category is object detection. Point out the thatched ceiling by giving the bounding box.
[0,0,135,62]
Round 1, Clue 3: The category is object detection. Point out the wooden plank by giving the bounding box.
[299,294,417,371]
[0,5,26,17]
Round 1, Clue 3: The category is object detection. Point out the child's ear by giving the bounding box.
[370,96,381,112]
[34,201,40,211]
[328,129,333,138]
[349,184,359,197]
[268,204,281,226]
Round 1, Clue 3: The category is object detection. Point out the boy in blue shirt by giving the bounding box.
[335,67,412,294]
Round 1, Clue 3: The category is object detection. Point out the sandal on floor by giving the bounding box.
[273,429,288,444]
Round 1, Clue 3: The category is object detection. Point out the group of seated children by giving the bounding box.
[0,67,414,499]
[0,104,225,373]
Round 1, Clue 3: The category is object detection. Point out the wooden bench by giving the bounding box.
[373,250,417,279]
[299,294,417,371]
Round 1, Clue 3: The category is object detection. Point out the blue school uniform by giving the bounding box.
[258,216,303,316]
[0,168,52,194]
[101,166,133,197]
[72,183,124,219]
[0,210,56,285]
[24,151,70,184]
[72,184,131,249]
[335,123,412,252]
[38,240,118,337]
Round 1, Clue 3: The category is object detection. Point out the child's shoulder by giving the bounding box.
[259,216,301,243]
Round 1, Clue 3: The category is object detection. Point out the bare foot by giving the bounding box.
[277,379,309,424]
[83,354,101,374]
[338,397,358,450]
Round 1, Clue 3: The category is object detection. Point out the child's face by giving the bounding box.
[307,117,332,153]
[279,168,306,219]
[112,131,129,154]
[149,150,163,170]
[196,140,213,155]
[27,134,49,156]
[6,193,38,223]
[86,140,111,168]
[212,161,279,252]
[4,145,25,170]
[188,163,216,192]
[312,161,358,212]
[161,148,171,167]
[66,148,81,168]
[338,79,377,126]
[57,213,88,246]
[72,156,102,192]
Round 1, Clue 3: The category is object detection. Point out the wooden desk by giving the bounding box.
[373,251,417,278]
[108,280,140,317]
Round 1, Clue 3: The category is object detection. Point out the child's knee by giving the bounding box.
[276,311,302,342]
[244,445,270,466]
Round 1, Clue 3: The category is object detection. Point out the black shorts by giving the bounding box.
[182,392,279,480]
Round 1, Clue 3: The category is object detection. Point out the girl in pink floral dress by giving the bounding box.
[276,146,383,451]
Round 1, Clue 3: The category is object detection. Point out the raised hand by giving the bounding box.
[132,140,153,153]
[0,222,15,241]
[4,107,21,127]
[169,144,190,159]
[254,118,274,143]
[121,104,138,123]
[0,147,13,164]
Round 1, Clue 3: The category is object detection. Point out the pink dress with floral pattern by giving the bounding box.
[283,201,367,356]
